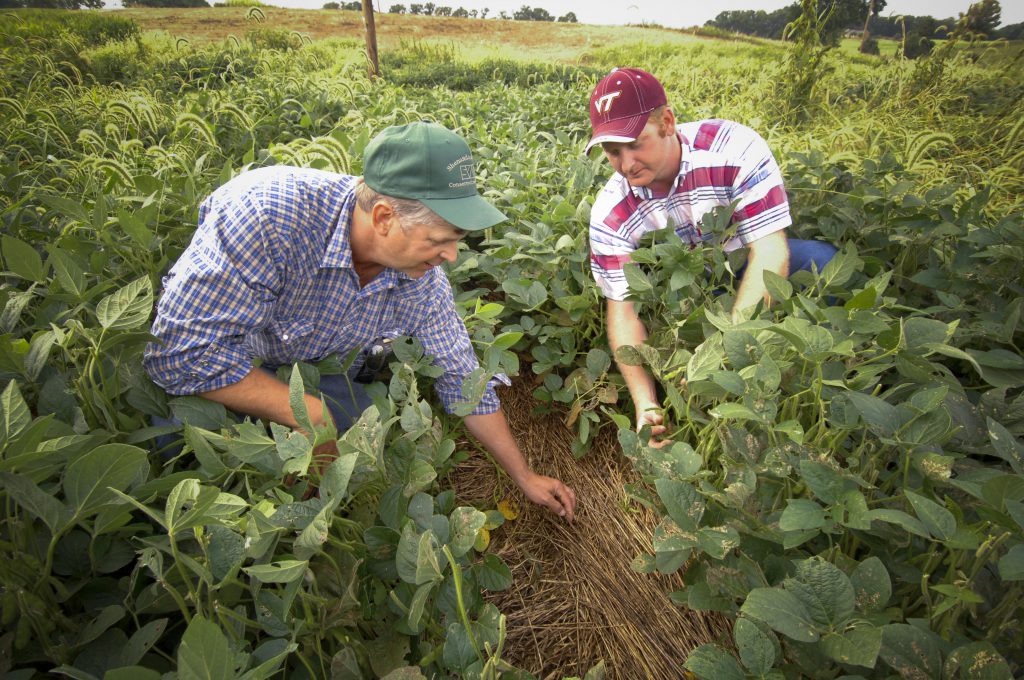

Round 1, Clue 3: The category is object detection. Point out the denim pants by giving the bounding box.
[784,238,839,275]
[153,366,374,456]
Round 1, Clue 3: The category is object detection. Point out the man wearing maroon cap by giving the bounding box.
[586,67,837,444]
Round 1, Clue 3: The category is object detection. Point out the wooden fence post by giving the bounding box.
[361,0,380,80]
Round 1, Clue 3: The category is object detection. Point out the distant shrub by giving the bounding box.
[322,1,339,7]
[859,37,880,55]
[901,33,935,58]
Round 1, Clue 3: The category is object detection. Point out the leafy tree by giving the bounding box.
[960,0,1000,38]
[323,1,339,6]
[557,11,577,22]
[388,3,406,11]
[408,2,422,13]
[480,7,488,18]
[423,1,434,14]
[434,5,450,15]
[513,5,553,21]
[452,6,468,17]
[498,10,509,19]
[468,8,476,17]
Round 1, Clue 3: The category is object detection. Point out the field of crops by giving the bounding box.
[1,6,1023,679]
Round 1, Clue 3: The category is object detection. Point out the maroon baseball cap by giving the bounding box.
[585,67,667,153]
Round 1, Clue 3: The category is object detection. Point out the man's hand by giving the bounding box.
[636,401,670,448]
[518,472,577,522]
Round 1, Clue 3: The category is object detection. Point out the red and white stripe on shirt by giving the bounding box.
[589,119,792,301]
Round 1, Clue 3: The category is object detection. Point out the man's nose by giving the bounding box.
[440,242,458,262]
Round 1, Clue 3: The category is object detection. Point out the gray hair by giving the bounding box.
[353,179,451,231]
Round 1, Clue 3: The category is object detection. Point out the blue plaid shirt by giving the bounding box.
[143,166,501,415]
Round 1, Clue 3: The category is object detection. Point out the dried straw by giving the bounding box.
[449,380,729,679]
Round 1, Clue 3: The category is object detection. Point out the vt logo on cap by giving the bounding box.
[585,67,667,153]
[363,122,506,231]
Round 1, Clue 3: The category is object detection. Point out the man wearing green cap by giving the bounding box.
[145,122,577,521]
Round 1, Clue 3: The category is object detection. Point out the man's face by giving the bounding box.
[600,119,676,190]
[384,219,466,279]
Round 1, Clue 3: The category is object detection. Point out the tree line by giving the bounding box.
[707,0,1019,44]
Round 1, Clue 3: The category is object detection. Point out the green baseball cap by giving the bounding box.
[363,122,507,231]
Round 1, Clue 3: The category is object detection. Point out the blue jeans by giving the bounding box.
[153,366,373,457]
[785,238,839,275]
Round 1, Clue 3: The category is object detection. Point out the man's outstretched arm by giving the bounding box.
[607,297,668,445]
[464,410,577,522]
[732,229,789,319]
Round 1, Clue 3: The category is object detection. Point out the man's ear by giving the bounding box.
[370,201,397,236]
[660,107,676,135]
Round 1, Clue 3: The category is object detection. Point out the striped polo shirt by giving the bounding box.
[589,119,792,301]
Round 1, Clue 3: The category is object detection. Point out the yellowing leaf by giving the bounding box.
[497,498,520,521]
[473,527,490,552]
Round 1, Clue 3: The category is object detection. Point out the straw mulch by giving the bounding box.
[449,379,729,679]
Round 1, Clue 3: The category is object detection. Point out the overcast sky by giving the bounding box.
[255,0,1022,27]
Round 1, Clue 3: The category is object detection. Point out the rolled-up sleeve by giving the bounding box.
[415,273,505,416]
[143,191,282,395]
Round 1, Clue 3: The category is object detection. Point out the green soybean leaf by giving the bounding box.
[851,556,891,613]
[734,617,776,675]
[96,276,153,330]
[740,587,820,642]
[120,618,167,667]
[865,508,930,538]
[655,478,704,531]
[288,366,313,436]
[165,478,220,535]
[793,557,856,627]
[448,507,486,557]
[476,553,512,591]
[684,644,745,680]
[0,379,32,448]
[879,623,942,680]
[846,391,902,438]
[905,490,956,541]
[997,543,1024,581]
[779,498,826,531]
[799,459,846,505]
[820,626,883,668]
[320,451,358,502]
[986,417,1024,475]
[64,444,149,520]
[0,471,68,534]
[207,526,245,583]
[244,559,308,584]
[763,269,792,302]
[294,502,335,561]
[177,615,237,680]
[946,641,1013,680]
[585,348,611,379]
[903,317,951,350]
[2,235,45,282]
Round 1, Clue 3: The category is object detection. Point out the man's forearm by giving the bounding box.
[463,410,531,484]
[200,367,330,430]
[607,299,659,409]
[732,229,790,317]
